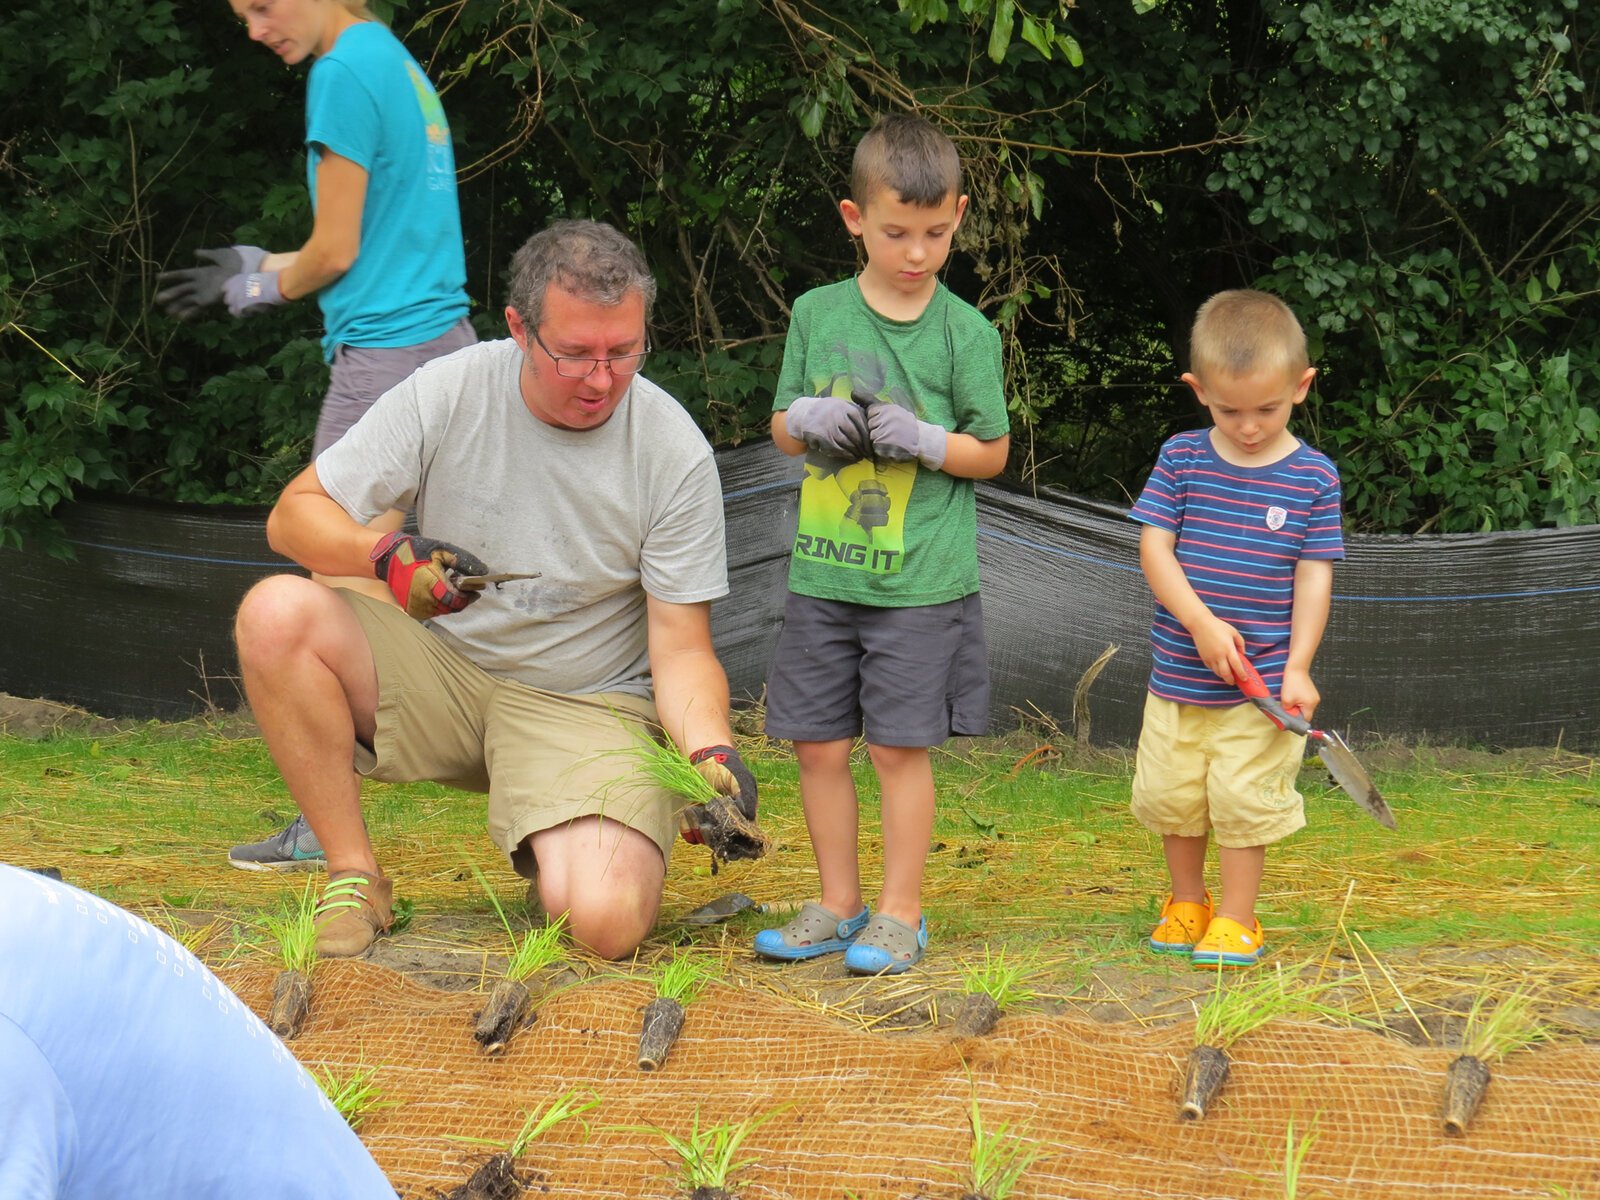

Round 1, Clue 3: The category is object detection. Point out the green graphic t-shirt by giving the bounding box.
[774,278,1009,607]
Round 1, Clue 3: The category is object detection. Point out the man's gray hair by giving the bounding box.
[506,220,657,327]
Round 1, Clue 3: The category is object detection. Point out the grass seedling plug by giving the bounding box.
[469,864,568,1055]
[263,877,319,1039]
[1180,963,1342,1122]
[638,952,718,1071]
[1442,987,1549,1136]
[617,724,769,871]
[952,946,1040,1039]
[445,1087,600,1199]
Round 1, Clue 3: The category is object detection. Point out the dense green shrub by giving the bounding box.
[3,0,1595,546]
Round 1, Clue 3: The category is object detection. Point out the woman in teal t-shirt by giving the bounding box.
[157,0,477,868]
[158,0,474,458]
[156,0,473,454]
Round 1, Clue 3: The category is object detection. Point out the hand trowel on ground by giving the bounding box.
[1235,656,1397,829]
[678,893,767,926]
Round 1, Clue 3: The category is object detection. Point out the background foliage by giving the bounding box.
[2,0,1595,549]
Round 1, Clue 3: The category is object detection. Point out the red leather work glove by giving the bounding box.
[369,532,489,620]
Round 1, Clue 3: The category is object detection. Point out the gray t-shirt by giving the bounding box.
[317,338,729,697]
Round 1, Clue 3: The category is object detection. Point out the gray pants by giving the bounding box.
[313,317,478,457]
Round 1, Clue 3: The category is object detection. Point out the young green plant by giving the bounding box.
[1443,987,1551,1136]
[262,877,319,1039]
[959,1093,1040,1200]
[313,1061,395,1132]
[1279,1117,1318,1200]
[638,952,720,1071]
[469,864,569,1055]
[616,1104,784,1200]
[952,946,1041,1038]
[612,721,768,870]
[444,1087,600,1199]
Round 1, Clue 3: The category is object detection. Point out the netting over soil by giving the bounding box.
[222,960,1600,1200]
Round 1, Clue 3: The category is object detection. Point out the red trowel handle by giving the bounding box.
[1235,656,1318,738]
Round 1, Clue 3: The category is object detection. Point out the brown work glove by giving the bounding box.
[369,532,488,620]
[677,744,768,867]
[688,744,758,824]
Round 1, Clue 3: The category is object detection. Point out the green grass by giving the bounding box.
[1191,963,1354,1049]
[652,952,719,1005]
[614,1105,784,1194]
[612,723,718,803]
[1459,987,1552,1060]
[259,876,319,975]
[312,1060,395,1131]
[451,1087,601,1156]
[470,863,568,982]
[960,1093,1040,1199]
[3,723,1597,968]
[956,946,1042,1009]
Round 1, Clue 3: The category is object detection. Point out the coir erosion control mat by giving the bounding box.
[222,959,1600,1199]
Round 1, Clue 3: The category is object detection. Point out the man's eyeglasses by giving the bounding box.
[531,329,650,379]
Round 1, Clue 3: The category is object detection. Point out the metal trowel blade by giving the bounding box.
[679,892,764,926]
[453,571,542,592]
[1318,731,1397,828]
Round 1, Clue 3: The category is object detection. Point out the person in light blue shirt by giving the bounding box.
[0,863,397,1199]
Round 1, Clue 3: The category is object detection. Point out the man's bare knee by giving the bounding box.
[235,575,330,662]
[563,898,654,961]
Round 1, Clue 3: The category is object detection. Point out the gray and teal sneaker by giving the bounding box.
[228,814,325,871]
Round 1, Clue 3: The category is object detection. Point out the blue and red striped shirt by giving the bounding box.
[1129,429,1344,705]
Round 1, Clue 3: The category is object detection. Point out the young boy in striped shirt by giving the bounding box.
[1128,289,1344,968]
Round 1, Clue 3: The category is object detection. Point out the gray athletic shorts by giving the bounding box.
[763,591,991,747]
[313,317,478,457]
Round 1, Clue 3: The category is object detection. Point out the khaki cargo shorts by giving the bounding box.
[339,591,679,877]
[1130,692,1306,848]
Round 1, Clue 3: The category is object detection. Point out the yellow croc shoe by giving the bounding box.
[1149,890,1213,954]
[1190,915,1266,969]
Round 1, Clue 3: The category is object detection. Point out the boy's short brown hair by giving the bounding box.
[1188,289,1310,382]
[850,113,963,209]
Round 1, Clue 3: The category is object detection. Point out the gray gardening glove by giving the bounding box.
[866,402,948,471]
[154,245,269,319]
[222,268,287,318]
[784,395,870,460]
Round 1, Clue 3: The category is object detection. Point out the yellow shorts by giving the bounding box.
[339,591,680,876]
[1130,693,1306,848]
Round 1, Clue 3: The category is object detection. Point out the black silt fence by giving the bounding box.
[4,442,1597,749]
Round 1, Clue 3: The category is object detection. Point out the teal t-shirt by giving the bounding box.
[773,278,1009,606]
[305,22,469,361]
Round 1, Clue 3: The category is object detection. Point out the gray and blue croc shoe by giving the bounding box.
[843,913,928,975]
[753,902,870,961]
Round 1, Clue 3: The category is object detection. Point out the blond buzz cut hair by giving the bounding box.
[850,113,963,209]
[1188,289,1310,383]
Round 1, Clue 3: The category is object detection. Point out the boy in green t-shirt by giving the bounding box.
[755,114,1011,974]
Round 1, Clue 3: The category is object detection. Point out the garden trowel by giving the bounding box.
[678,892,767,926]
[1235,656,1397,828]
[450,570,542,592]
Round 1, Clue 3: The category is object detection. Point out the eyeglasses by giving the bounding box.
[531,328,650,379]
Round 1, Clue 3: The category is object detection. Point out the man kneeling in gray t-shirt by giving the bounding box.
[234,219,759,960]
